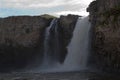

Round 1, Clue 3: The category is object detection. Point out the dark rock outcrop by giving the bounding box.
[58,14,79,46]
[0,16,52,70]
[58,14,79,63]
[87,0,120,72]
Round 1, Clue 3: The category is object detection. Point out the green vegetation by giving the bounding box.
[41,14,57,19]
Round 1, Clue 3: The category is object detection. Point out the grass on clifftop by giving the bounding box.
[41,14,57,19]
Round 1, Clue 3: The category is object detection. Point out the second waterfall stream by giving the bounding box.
[28,16,91,72]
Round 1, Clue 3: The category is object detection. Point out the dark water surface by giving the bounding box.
[0,71,119,80]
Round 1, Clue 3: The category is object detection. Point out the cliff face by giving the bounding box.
[0,16,52,70]
[0,16,51,47]
[58,15,78,46]
[0,15,78,71]
[87,0,120,72]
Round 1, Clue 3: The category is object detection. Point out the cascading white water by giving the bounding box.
[26,16,91,73]
[44,16,91,72]
[63,17,91,70]
[42,19,56,67]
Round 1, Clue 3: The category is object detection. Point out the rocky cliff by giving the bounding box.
[87,0,120,72]
[0,16,52,70]
[0,14,78,71]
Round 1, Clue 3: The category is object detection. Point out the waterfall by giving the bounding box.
[63,17,91,70]
[42,19,56,67]
[44,16,91,72]
[40,18,61,69]
[26,16,91,72]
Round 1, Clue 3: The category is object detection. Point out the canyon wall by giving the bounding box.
[87,0,120,72]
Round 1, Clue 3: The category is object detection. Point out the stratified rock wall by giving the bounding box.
[87,0,120,72]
